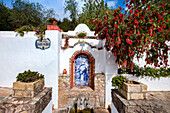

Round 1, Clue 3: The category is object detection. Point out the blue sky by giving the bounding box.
[1,0,125,20]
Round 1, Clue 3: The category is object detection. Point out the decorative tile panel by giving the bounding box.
[75,54,89,86]
[70,50,95,89]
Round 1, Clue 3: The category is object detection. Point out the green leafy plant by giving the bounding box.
[15,25,47,40]
[16,70,44,83]
[77,32,87,38]
[112,75,126,89]
[118,64,170,78]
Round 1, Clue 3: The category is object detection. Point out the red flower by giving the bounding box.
[126,39,132,45]
[129,10,133,14]
[114,24,118,29]
[125,10,127,14]
[113,30,116,32]
[134,20,139,24]
[161,18,164,21]
[134,13,139,17]
[124,33,130,36]
[123,1,125,4]
[166,20,169,22]
[142,16,144,19]
[128,5,131,9]
[135,10,139,13]
[131,16,133,20]
[138,32,140,35]
[162,12,165,15]
[148,6,150,9]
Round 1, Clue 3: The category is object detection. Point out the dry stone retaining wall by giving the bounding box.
[0,87,52,113]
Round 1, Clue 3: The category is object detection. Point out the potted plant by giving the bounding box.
[112,75,147,100]
[13,70,45,97]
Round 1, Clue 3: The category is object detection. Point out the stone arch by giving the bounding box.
[70,50,95,89]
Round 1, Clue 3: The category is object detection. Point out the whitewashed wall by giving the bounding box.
[60,38,118,108]
[60,39,106,74]
[0,31,60,108]
[0,30,169,110]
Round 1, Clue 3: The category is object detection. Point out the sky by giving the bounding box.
[1,0,125,20]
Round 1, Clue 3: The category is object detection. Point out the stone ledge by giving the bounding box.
[0,87,52,113]
[112,89,169,113]
[70,86,94,92]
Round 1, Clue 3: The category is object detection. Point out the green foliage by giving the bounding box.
[0,2,13,30]
[64,0,78,21]
[77,32,87,38]
[112,75,126,89]
[118,65,170,78]
[58,18,76,31]
[64,0,78,30]
[0,0,56,31]
[16,70,44,83]
[15,25,47,39]
[78,0,109,30]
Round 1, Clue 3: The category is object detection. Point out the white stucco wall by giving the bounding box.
[60,39,106,74]
[0,29,169,111]
[0,31,60,108]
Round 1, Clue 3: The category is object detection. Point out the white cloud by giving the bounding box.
[106,0,118,9]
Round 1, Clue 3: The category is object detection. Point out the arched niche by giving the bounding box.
[70,51,95,89]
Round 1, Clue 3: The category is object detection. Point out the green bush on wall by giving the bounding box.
[118,64,170,78]
[16,70,44,83]
[112,75,126,89]
[77,32,87,38]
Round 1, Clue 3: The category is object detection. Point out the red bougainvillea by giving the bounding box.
[92,0,170,70]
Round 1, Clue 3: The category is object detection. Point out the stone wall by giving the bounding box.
[111,89,168,113]
[13,79,44,98]
[58,73,105,108]
[0,87,52,113]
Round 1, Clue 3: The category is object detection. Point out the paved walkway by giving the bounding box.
[53,108,110,113]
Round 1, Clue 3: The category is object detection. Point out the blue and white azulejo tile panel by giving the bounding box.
[75,54,89,86]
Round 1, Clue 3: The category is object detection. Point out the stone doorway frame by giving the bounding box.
[70,50,95,89]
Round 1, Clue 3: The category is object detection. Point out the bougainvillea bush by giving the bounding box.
[15,25,47,40]
[92,0,169,70]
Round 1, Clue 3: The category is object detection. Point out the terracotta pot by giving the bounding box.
[63,69,67,74]
[52,20,57,25]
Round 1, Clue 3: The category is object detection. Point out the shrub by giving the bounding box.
[16,70,44,83]
[112,75,126,89]
[77,32,87,38]
[118,64,170,78]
